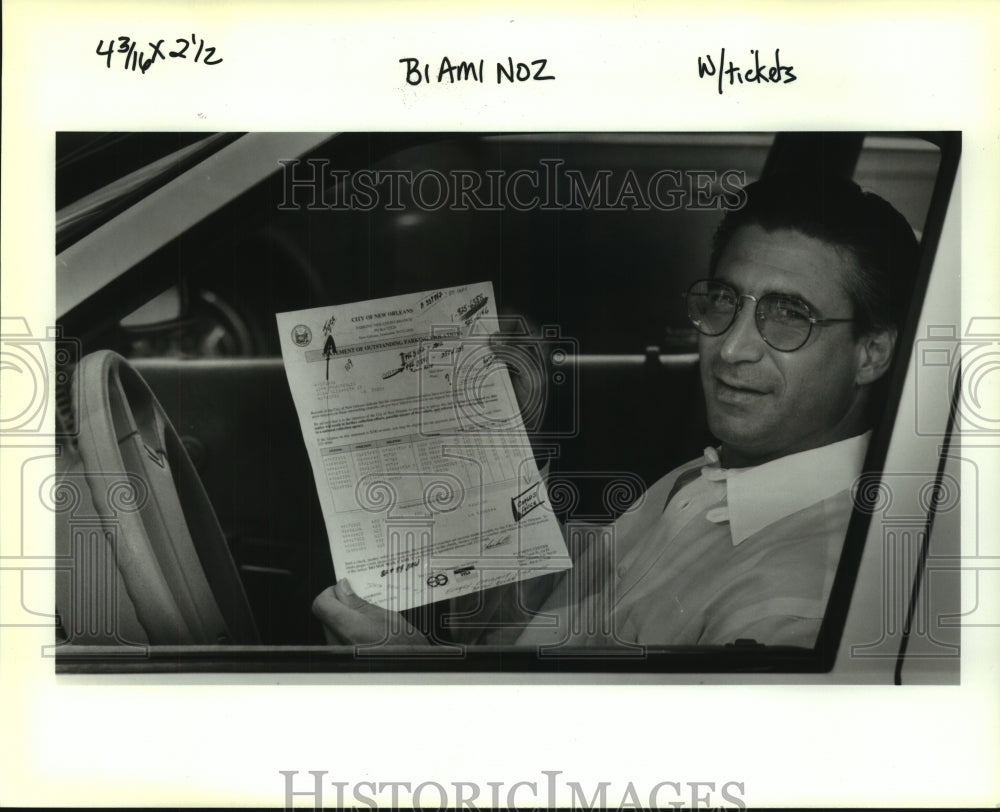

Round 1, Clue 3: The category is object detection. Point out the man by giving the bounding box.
[312,172,920,649]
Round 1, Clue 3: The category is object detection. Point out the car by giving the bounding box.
[47,130,962,680]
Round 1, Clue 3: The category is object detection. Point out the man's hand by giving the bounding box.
[311,580,431,646]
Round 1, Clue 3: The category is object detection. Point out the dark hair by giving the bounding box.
[710,172,920,336]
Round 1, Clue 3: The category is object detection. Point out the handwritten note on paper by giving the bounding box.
[697,48,796,95]
[96,35,223,73]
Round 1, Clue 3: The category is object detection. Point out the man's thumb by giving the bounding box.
[334,578,368,609]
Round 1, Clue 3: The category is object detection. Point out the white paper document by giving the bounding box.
[276,283,571,611]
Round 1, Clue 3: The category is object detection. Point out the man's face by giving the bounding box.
[699,224,873,467]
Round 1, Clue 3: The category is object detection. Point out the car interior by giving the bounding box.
[52,130,960,673]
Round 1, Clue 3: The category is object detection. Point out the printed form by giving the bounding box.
[276,283,570,611]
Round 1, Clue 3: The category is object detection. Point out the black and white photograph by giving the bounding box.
[52,130,962,680]
[2,2,998,809]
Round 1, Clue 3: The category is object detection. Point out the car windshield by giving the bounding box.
[56,133,237,252]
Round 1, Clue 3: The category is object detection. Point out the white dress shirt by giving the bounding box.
[512,432,871,648]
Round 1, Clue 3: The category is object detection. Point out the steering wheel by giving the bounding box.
[73,350,259,645]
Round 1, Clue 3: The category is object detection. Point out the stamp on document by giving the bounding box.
[511,481,544,522]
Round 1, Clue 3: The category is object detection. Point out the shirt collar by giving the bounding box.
[722,431,871,546]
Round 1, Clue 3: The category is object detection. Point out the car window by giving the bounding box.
[54,131,961,676]
[302,133,772,355]
[853,135,941,236]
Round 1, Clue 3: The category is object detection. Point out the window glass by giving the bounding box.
[854,135,941,238]
[319,133,774,353]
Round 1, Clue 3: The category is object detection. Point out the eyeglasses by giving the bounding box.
[684,279,856,352]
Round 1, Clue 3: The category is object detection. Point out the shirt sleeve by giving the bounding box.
[459,518,621,647]
[699,596,826,647]
[450,570,565,646]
